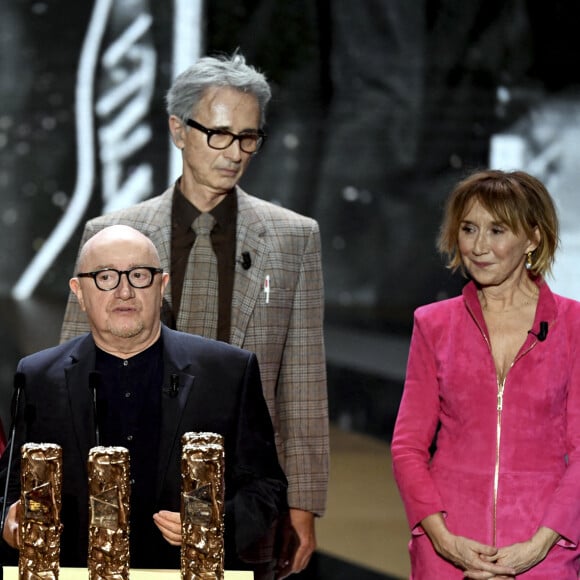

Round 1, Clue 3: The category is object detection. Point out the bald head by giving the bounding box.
[78,225,161,272]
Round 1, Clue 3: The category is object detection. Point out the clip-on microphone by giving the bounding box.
[170,374,180,398]
[528,321,549,342]
[237,251,252,270]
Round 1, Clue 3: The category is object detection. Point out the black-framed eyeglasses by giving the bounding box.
[76,267,163,291]
[186,118,266,154]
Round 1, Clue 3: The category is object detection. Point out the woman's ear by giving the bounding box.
[528,225,541,253]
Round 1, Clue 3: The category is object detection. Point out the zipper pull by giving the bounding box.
[497,391,503,411]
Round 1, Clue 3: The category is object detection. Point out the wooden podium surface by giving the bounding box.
[3,568,253,579]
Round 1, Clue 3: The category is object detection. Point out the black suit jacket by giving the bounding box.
[0,325,287,569]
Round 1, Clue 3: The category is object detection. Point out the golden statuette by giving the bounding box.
[19,442,63,580]
[181,432,225,580]
[87,446,130,580]
[181,431,224,448]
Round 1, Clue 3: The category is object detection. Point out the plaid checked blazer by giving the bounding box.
[60,185,329,516]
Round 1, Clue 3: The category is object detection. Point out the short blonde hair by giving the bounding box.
[437,169,559,277]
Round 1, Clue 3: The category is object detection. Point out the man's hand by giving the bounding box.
[2,501,21,549]
[276,508,316,579]
[153,510,182,546]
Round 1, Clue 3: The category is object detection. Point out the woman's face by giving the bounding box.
[457,199,539,287]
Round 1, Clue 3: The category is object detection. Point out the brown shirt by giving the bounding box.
[170,182,237,342]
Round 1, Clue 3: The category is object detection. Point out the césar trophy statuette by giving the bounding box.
[181,432,225,580]
[87,446,130,580]
[19,442,63,580]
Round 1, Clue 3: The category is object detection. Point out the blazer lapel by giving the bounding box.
[156,327,195,499]
[64,335,98,477]
[230,189,270,347]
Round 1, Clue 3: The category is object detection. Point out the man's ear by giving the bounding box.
[69,278,86,311]
[159,272,170,307]
[168,115,186,150]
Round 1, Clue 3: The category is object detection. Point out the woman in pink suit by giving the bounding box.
[392,169,580,579]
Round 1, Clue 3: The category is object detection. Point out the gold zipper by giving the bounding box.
[491,341,537,545]
[466,301,540,545]
[493,376,505,545]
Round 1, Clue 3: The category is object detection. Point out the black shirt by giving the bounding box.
[94,337,164,568]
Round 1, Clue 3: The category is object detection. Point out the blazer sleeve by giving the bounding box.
[275,220,329,516]
[390,310,446,533]
[226,352,288,553]
[540,311,580,546]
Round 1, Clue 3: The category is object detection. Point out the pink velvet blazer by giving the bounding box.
[392,279,580,578]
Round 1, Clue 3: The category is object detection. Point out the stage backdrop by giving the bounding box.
[2,0,580,432]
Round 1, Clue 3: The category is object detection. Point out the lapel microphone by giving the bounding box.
[1,372,26,535]
[89,371,102,446]
[237,251,252,270]
[528,321,549,342]
[170,374,180,398]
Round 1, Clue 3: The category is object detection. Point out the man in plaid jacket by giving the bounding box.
[60,52,329,580]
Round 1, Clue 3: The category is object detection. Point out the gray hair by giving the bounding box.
[165,52,271,127]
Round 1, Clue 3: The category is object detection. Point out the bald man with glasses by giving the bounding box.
[0,225,287,574]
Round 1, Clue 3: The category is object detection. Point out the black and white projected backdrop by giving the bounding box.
[1,0,580,431]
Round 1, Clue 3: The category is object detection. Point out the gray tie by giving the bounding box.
[177,212,218,339]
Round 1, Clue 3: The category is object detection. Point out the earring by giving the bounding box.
[525,251,533,271]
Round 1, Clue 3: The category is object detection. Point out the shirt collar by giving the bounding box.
[172,179,237,232]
